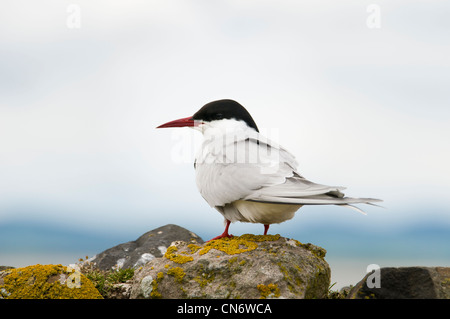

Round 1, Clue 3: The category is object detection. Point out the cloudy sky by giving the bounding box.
[1,1,449,288]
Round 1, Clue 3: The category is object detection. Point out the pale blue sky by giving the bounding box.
[1,1,449,288]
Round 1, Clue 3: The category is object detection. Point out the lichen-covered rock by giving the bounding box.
[129,234,330,299]
[0,264,103,299]
[91,224,203,270]
[347,266,450,299]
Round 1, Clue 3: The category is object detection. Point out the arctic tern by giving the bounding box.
[157,99,381,241]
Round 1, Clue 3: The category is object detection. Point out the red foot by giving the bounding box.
[264,224,270,235]
[207,233,234,242]
[207,220,233,242]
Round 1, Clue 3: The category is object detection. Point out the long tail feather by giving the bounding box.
[338,204,368,215]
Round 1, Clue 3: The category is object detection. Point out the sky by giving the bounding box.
[0,0,449,289]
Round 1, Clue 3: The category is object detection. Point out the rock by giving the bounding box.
[0,264,103,299]
[108,283,133,299]
[347,266,450,299]
[129,234,330,299]
[339,285,353,296]
[91,224,204,270]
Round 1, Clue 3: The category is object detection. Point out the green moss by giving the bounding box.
[83,270,107,295]
[326,282,350,299]
[276,262,306,296]
[78,260,134,298]
[107,267,134,283]
[291,240,326,259]
[0,264,102,299]
[304,265,329,299]
[257,283,280,299]
[277,262,292,281]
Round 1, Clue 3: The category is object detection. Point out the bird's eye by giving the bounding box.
[215,113,223,119]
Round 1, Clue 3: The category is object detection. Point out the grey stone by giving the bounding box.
[347,266,450,299]
[90,224,203,270]
[129,234,331,299]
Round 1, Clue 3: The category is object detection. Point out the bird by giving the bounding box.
[157,99,382,241]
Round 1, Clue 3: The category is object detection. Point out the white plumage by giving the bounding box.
[157,99,382,239]
[194,119,380,225]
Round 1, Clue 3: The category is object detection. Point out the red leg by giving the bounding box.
[264,224,270,235]
[208,220,233,242]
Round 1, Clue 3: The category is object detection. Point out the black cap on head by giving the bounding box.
[192,99,259,132]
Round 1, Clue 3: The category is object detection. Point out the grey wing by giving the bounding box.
[244,173,382,208]
[237,136,383,213]
[196,132,382,213]
[242,158,383,215]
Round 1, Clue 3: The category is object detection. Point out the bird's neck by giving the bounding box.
[200,119,254,140]
[194,119,260,166]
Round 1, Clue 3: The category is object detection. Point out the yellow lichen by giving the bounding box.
[0,264,102,299]
[292,241,326,259]
[167,267,186,283]
[148,271,165,299]
[257,283,280,299]
[277,262,292,281]
[199,234,280,256]
[164,246,194,264]
[194,272,216,288]
[241,234,281,242]
[150,279,162,299]
[187,244,202,254]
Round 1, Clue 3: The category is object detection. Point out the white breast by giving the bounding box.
[231,200,302,224]
[194,120,299,210]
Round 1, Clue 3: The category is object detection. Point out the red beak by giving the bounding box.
[156,116,198,128]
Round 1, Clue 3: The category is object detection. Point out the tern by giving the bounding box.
[157,99,382,241]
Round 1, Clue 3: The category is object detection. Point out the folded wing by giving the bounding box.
[195,131,382,213]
